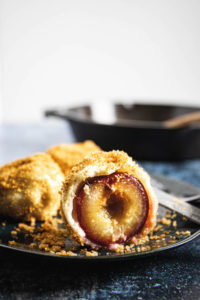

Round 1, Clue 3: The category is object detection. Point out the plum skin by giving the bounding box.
[75,172,149,248]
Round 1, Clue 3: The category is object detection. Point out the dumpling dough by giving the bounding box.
[0,153,64,221]
[62,150,158,250]
[47,140,101,175]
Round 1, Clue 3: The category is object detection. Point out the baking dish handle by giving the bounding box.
[44,109,69,120]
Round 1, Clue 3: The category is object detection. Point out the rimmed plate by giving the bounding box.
[0,174,200,261]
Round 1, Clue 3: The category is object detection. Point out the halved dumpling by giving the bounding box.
[62,151,158,250]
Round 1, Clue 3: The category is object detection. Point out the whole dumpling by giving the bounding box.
[0,153,64,221]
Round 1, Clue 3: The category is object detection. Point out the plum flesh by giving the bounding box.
[75,172,149,248]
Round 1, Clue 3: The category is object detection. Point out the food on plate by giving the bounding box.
[0,153,64,221]
[47,140,101,175]
[0,140,101,221]
[62,150,158,250]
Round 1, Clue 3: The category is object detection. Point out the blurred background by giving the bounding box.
[0,0,200,123]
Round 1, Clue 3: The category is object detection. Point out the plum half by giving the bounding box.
[75,172,149,248]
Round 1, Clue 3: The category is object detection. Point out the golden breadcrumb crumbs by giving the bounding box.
[18,223,34,233]
[153,225,163,232]
[165,212,171,218]
[8,240,17,246]
[113,245,125,253]
[136,246,141,252]
[11,230,17,236]
[5,209,192,256]
[85,250,98,257]
[175,231,181,236]
[124,245,131,253]
[30,217,36,227]
[168,240,176,244]
[159,218,171,226]
[140,245,151,251]
[150,235,161,240]
[171,213,177,219]
[39,243,50,251]
[137,235,150,244]
[29,242,37,249]
[176,230,191,236]
[64,251,77,256]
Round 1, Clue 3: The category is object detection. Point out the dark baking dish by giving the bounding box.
[45,103,200,161]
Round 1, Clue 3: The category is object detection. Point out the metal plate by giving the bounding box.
[0,174,200,261]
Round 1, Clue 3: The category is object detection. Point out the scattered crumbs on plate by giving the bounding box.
[153,225,163,232]
[8,240,17,246]
[159,218,171,226]
[11,230,17,236]
[3,210,192,257]
[85,250,98,257]
[175,230,191,237]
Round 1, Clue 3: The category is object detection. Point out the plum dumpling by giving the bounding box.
[62,151,158,250]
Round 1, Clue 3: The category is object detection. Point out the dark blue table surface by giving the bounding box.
[0,121,199,300]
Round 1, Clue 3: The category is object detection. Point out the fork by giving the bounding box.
[150,177,200,203]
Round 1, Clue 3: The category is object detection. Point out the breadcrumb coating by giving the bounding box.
[47,140,101,175]
[0,153,64,220]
